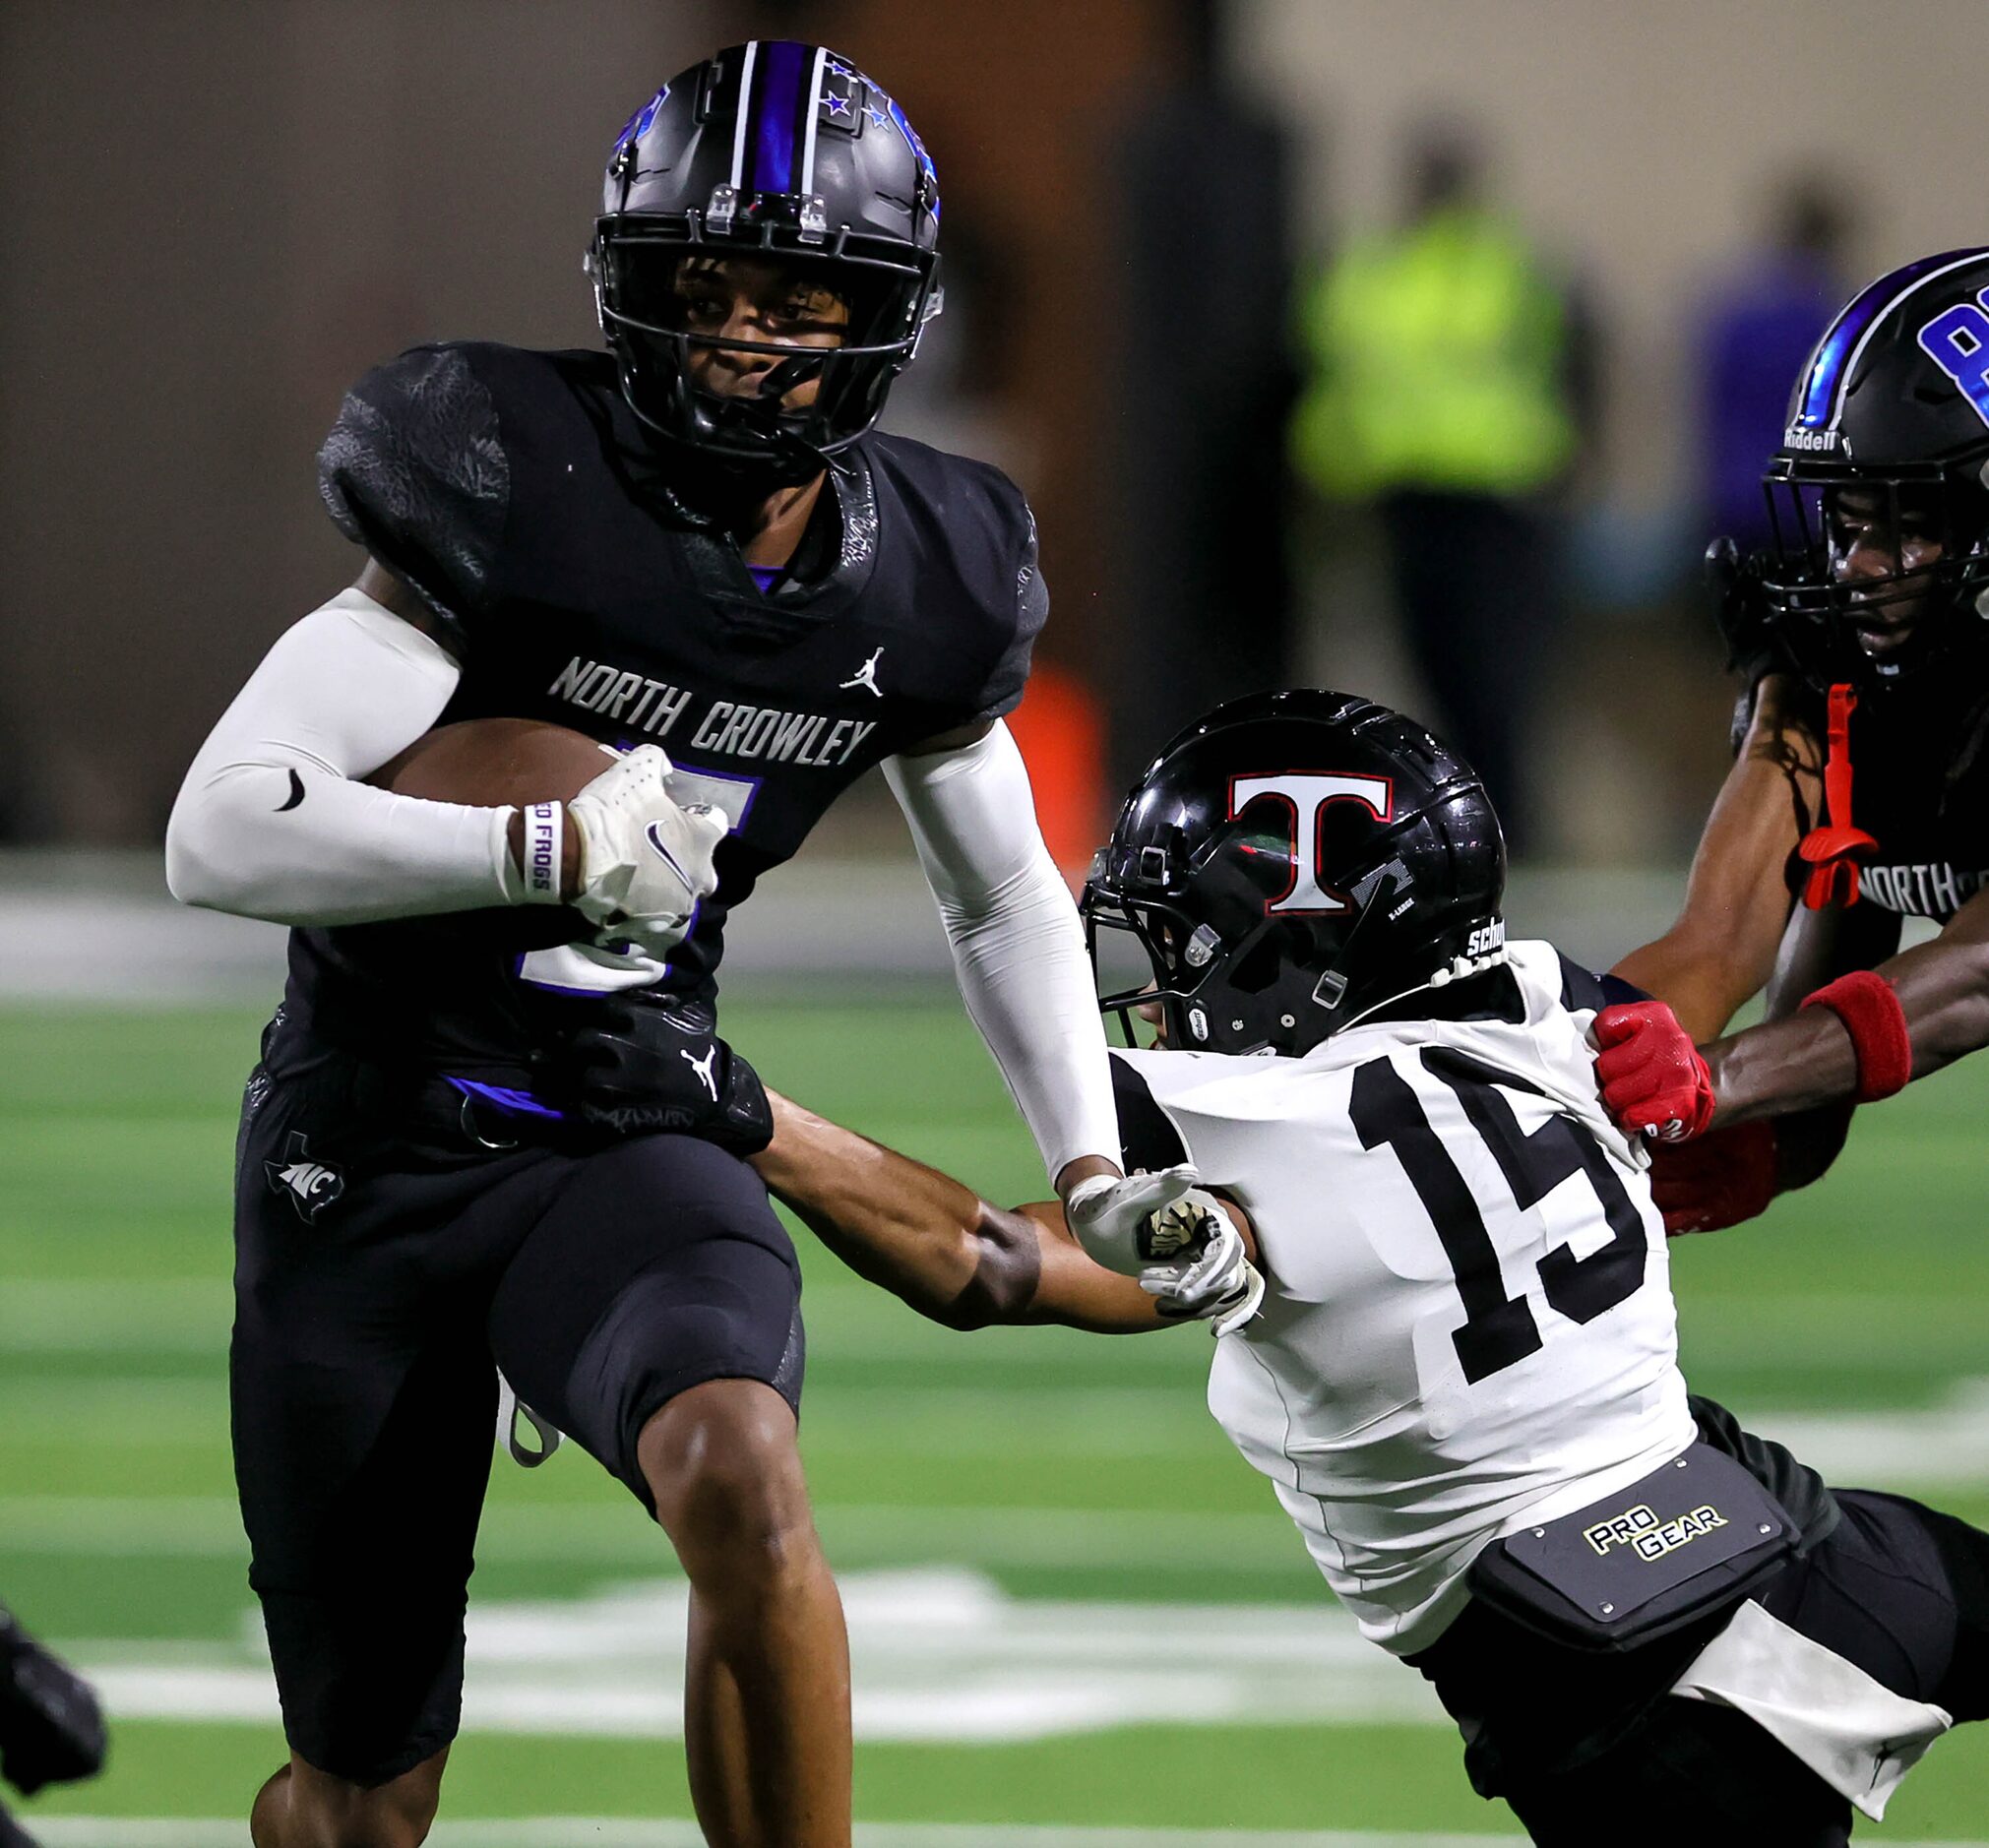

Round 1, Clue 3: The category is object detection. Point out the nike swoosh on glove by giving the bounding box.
[1593,1000,1716,1142]
[1065,1164,1199,1277]
[1139,1188,1266,1336]
[1647,1120,1778,1235]
[566,746,727,955]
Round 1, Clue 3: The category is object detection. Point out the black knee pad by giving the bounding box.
[571,1246,805,1503]
[488,1136,805,1509]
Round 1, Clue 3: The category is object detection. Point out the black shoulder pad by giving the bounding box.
[1556,953,1648,1013]
[977,493,1048,720]
[1109,1052,1190,1173]
[863,435,1048,722]
[318,343,509,645]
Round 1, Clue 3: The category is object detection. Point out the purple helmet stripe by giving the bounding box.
[1794,248,1989,432]
[747,38,810,195]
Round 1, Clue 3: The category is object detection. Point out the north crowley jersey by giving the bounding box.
[1757,671,1989,922]
[1111,941,1693,1654]
[294,341,1043,1070]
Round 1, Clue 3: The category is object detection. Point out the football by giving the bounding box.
[366,718,620,947]
[367,716,619,806]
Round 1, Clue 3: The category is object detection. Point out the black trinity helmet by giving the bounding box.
[1083,691,1508,1058]
[590,41,943,487]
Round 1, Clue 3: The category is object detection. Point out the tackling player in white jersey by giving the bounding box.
[746,692,1989,1845]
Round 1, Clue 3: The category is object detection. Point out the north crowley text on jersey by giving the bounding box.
[1857,860,1989,917]
[549,656,878,767]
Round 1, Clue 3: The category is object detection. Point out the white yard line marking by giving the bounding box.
[76,1568,1447,1744]
[22,1821,1989,1848]
[1745,1378,1989,1485]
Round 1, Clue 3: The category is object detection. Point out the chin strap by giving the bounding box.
[1797,682,1879,909]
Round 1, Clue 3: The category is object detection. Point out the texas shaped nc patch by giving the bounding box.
[264,1132,345,1222]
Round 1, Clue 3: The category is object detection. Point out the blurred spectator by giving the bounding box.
[1102,0,1296,788]
[1290,122,1589,850]
[1695,172,1857,554]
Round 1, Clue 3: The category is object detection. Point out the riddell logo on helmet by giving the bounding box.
[1782,425,1839,453]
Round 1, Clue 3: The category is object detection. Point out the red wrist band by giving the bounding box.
[1800,970,1911,1102]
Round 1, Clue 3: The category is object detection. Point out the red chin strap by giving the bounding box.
[1797,682,1879,908]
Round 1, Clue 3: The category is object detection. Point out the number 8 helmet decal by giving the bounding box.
[1082,691,1507,1057]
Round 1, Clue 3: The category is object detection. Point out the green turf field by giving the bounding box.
[4,996,1988,1844]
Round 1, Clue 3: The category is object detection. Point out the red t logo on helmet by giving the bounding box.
[1229,772,1394,915]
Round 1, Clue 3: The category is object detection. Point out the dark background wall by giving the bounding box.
[1,2,724,839]
[10,2,1977,854]
[0,0,1190,843]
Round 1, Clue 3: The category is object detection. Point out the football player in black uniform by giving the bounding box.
[739,691,1989,1846]
[1603,249,1989,1226]
[164,41,1189,1848]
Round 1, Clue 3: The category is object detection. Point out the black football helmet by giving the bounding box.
[1082,691,1508,1057]
[590,41,943,487]
[1752,247,1989,688]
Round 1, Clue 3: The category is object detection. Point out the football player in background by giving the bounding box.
[0,1604,106,1847]
[163,41,1183,1848]
[748,691,1989,1846]
[1610,248,1989,1229]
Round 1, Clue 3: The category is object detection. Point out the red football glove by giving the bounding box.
[1647,1121,1779,1235]
[1593,1001,1716,1143]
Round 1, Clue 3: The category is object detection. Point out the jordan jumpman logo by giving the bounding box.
[840,647,885,698]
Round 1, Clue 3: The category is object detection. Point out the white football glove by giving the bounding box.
[1066,1163,1200,1276]
[565,746,726,955]
[1138,1188,1266,1337]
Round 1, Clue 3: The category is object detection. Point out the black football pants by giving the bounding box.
[232,1056,804,1785]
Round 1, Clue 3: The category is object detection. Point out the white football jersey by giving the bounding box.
[1114,940,1694,1655]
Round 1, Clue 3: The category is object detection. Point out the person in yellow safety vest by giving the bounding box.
[1290,123,1589,851]
[1291,201,1576,501]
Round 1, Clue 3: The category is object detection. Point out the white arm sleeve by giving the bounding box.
[884,721,1120,1184]
[164,588,518,927]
